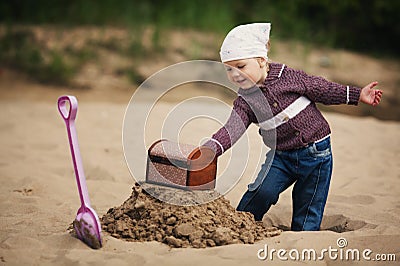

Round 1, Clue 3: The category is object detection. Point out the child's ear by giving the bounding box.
[266,40,271,51]
[257,57,267,68]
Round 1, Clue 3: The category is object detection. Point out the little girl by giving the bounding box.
[203,23,382,231]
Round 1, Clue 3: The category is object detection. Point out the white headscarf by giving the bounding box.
[220,23,271,63]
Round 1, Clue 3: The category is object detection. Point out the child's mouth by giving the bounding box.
[235,79,247,84]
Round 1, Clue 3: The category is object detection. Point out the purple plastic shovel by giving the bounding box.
[58,95,102,249]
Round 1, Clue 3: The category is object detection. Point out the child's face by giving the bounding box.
[224,58,267,89]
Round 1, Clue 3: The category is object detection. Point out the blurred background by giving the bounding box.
[0,0,399,120]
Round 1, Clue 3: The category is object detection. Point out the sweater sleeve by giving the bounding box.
[203,97,253,157]
[299,71,361,105]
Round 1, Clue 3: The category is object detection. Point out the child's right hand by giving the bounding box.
[360,81,383,106]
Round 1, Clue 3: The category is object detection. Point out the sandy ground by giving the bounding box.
[0,81,399,265]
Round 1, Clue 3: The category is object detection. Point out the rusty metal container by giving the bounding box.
[146,139,217,190]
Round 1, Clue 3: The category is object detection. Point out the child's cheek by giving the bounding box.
[226,72,235,82]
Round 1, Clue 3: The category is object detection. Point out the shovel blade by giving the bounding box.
[73,209,102,249]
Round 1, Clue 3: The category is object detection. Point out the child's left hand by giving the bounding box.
[360,81,383,106]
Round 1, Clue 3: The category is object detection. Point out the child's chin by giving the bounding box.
[239,83,254,89]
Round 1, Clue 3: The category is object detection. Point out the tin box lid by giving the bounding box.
[150,139,196,161]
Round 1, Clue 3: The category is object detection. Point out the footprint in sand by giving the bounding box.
[13,188,33,196]
[86,165,115,181]
[321,214,376,232]
[263,212,376,232]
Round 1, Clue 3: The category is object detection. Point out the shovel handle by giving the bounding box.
[58,95,91,207]
[58,95,78,122]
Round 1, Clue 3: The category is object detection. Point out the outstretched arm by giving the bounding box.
[359,81,382,106]
[203,97,253,157]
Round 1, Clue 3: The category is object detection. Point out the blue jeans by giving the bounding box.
[237,137,333,231]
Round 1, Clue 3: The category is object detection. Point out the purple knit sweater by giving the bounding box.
[204,63,361,156]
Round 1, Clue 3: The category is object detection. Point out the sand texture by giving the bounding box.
[0,98,399,265]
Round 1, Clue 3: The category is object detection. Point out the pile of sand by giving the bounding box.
[101,183,281,248]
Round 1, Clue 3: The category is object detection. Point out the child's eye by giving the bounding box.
[226,67,232,71]
[237,65,245,69]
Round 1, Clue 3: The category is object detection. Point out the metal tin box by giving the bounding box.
[146,139,217,190]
